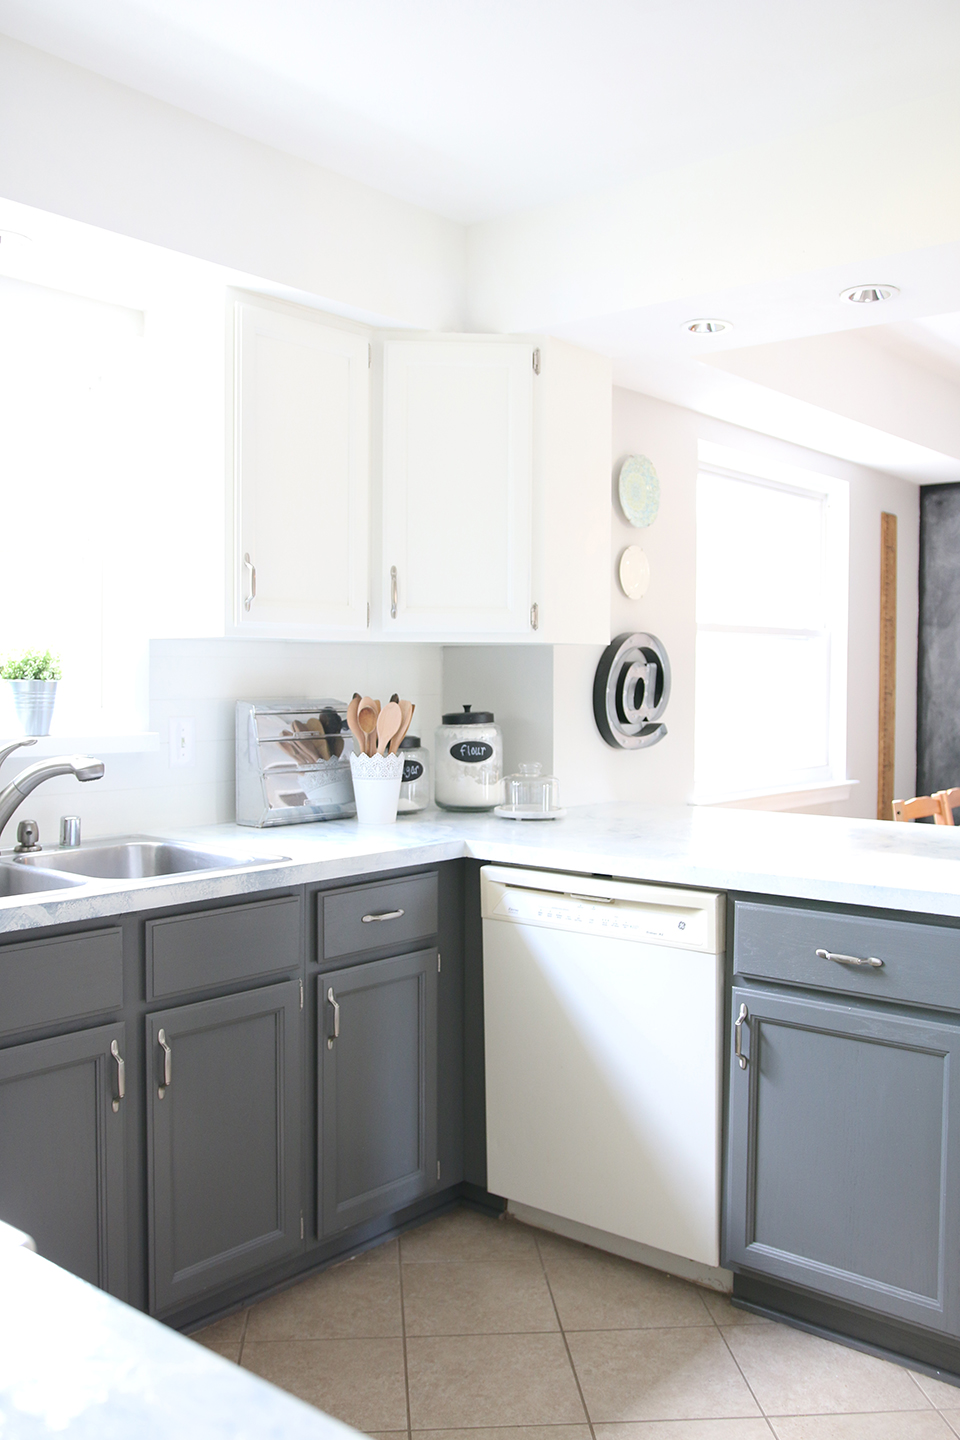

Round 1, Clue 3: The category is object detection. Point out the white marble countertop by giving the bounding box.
[2,802,960,934]
[0,1242,361,1439]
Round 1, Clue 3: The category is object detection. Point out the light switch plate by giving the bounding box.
[169,717,196,768]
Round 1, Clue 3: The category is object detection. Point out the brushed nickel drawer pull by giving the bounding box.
[110,1038,125,1112]
[816,948,884,969]
[361,908,405,923]
[734,1003,749,1070]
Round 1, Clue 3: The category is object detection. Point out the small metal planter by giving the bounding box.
[7,680,58,736]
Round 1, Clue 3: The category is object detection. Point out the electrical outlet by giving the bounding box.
[169,718,196,768]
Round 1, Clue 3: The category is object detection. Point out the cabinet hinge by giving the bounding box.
[300,1211,304,1241]
[437,952,441,973]
[437,1160,441,1181]
[532,347,541,375]
[299,978,304,1011]
[368,342,372,368]
[530,602,539,631]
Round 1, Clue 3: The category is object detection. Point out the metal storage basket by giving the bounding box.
[236,699,356,827]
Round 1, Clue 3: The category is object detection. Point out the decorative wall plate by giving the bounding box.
[618,545,650,599]
[618,455,660,528]
[593,632,671,750]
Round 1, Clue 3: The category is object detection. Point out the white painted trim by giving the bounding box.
[507,1200,733,1294]
[692,778,858,811]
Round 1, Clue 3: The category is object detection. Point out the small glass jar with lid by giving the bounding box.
[496,762,564,819]
[397,735,430,813]
[434,705,503,811]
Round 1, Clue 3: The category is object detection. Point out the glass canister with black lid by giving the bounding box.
[397,735,430,813]
[434,704,503,811]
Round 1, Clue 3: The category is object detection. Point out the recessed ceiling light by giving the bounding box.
[839,284,899,305]
[683,318,731,334]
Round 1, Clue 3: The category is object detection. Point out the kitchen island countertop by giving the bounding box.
[2,802,960,934]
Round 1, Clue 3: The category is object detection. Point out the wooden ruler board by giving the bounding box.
[878,511,898,820]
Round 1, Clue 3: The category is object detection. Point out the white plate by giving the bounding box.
[494,805,567,821]
[619,544,650,599]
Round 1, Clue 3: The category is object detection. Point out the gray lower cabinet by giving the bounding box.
[0,1022,127,1297]
[724,983,960,1334]
[147,980,303,1314]
[320,948,438,1236]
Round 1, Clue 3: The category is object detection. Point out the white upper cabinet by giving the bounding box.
[382,335,610,643]
[231,303,369,636]
[382,339,534,635]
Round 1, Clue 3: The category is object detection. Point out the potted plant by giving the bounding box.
[0,649,62,736]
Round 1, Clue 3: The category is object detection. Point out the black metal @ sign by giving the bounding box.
[593,632,671,750]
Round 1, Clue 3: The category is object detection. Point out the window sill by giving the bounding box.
[0,733,159,760]
[691,779,859,812]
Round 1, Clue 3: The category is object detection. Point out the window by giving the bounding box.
[693,441,849,804]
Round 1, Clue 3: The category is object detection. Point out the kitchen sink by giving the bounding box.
[13,839,288,881]
[0,861,88,896]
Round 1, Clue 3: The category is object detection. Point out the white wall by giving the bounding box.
[551,389,919,817]
[0,35,465,331]
[0,640,442,848]
[441,647,554,779]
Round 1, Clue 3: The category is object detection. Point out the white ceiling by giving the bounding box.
[0,0,959,223]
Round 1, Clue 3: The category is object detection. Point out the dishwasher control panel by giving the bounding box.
[484,880,712,951]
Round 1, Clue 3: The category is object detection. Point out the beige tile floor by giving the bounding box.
[193,1206,960,1440]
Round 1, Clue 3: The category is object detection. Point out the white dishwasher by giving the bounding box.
[481,865,724,1268]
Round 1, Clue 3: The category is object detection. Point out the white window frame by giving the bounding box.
[692,441,852,810]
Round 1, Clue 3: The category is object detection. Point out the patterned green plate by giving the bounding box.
[618,454,660,528]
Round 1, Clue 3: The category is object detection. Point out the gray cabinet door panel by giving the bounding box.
[725,985,960,1333]
[733,901,960,1011]
[147,896,301,1000]
[0,1022,127,1297]
[148,981,302,1313]
[321,874,438,961]
[0,928,123,1039]
[320,949,437,1235]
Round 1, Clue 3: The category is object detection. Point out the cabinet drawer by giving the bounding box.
[320,873,438,961]
[147,896,301,1000]
[0,928,123,1040]
[733,900,960,1011]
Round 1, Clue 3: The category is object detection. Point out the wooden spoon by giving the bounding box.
[346,694,365,755]
[376,701,402,756]
[390,700,416,755]
[357,696,378,757]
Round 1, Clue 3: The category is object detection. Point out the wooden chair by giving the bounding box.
[935,788,960,825]
[891,793,953,824]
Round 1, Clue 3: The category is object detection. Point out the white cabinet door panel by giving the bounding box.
[383,340,533,634]
[234,305,368,634]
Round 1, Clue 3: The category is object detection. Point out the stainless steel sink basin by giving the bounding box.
[0,861,88,896]
[13,839,287,881]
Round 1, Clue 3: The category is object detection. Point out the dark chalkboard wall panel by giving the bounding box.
[919,483,960,795]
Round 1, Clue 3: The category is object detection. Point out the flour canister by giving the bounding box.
[434,705,503,811]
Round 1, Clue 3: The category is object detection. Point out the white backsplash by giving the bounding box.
[0,639,443,848]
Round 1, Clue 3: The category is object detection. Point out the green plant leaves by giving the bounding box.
[0,648,62,681]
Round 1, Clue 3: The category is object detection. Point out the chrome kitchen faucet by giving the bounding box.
[0,740,104,839]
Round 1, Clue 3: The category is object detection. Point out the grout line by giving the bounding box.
[237,1306,251,1368]
[533,1232,597,1440]
[713,1324,777,1436]
[397,1235,413,1440]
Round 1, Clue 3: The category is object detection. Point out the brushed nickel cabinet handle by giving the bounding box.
[734,1003,748,1070]
[816,948,884,969]
[244,552,257,611]
[361,908,405,923]
[110,1038,125,1112]
[158,1028,172,1097]
[390,566,399,620]
[327,987,340,1049]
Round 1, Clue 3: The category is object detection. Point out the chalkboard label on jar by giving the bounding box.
[450,741,493,764]
[402,759,424,783]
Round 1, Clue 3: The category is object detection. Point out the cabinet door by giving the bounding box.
[233,302,369,635]
[0,1022,127,1297]
[147,981,302,1314]
[382,339,533,635]
[724,985,960,1334]
[320,949,437,1235]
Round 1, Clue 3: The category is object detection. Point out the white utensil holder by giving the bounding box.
[349,752,403,824]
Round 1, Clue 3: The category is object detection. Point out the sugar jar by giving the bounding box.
[434,705,503,811]
[397,735,430,813]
